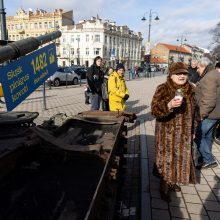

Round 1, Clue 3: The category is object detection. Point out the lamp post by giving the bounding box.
[177,36,187,61]
[141,9,159,55]
[76,37,80,65]
[0,0,7,41]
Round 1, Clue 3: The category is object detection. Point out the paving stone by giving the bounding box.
[152,208,170,220]
[212,188,220,197]
[195,184,211,192]
[208,182,220,189]
[202,200,220,211]
[207,211,220,220]
[204,175,220,182]
[181,185,197,194]
[201,169,216,176]
[170,191,183,198]
[151,189,161,199]
[197,178,208,185]
[170,206,189,219]
[183,194,202,204]
[189,214,209,220]
[169,197,186,208]
[185,203,207,215]
[151,198,168,209]
[197,191,217,201]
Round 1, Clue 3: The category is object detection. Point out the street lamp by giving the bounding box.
[0,0,7,41]
[177,36,187,61]
[141,9,159,52]
[76,37,80,65]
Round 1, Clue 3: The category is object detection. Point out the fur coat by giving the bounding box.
[151,76,196,184]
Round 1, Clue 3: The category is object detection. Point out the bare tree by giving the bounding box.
[212,22,220,61]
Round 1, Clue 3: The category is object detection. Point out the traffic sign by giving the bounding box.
[0,43,58,111]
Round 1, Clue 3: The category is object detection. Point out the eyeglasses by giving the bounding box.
[174,72,188,76]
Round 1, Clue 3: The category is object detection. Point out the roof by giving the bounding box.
[150,57,166,64]
[159,43,191,54]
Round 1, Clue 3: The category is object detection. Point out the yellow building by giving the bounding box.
[6,8,73,41]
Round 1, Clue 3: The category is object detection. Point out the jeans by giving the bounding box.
[90,93,101,110]
[195,118,217,164]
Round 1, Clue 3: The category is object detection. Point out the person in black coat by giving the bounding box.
[86,56,104,110]
[188,59,200,84]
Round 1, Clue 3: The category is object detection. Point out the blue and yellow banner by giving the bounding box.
[0,43,57,111]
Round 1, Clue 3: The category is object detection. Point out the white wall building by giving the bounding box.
[59,16,143,69]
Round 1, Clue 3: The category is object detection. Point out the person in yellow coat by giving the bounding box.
[0,83,5,104]
[108,63,129,111]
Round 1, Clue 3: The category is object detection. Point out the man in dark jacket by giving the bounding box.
[86,56,104,110]
[195,57,220,169]
[188,59,200,84]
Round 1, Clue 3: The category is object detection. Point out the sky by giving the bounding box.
[4,0,220,50]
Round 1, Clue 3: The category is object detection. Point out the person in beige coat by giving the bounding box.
[195,57,220,169]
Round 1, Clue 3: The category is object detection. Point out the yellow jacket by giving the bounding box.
[108,71,129,111]
[0,83,3,97]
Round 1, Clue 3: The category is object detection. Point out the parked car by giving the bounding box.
[48,67,79,87]
[74,67,87,79]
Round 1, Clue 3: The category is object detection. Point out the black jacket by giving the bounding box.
[188,66,200,84]
[86,64,104,94]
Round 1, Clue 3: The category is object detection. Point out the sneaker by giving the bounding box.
[0,99,5,104]
[201,161,218,169]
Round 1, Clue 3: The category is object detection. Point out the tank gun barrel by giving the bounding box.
[0,30,61,64]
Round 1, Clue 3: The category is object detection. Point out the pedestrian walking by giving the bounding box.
[151,62,197,202]
[86,56,104,110]
[101,67,113,111]
[134,66,139,78]
[195,57,220,169]
[108,63,129,112]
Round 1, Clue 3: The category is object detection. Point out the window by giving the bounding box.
[44,22,48,28]
[105,35,107,44]
[62,36,66,43]
[86,48,89,55]
[34,23,38,29]
[94,35,100,42]
[86,35,89,42]
[63,48,66,55]
[71,35,74,42]
[94,48,101,55]
[70,48,74,55]
[39,22,42,28]
[77,35,80,42]
[49,22,52,28]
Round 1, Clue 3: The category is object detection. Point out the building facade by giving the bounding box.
[59,16,143,69]
[6,8,73,41]
[150,43,192,66]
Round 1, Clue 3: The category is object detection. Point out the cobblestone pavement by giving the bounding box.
[1,74,220,220]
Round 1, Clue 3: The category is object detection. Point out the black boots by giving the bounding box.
[160,180,171,203]
[169,184,181,192]
[159,181,182,203]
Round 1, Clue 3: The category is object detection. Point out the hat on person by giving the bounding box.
[215,62,220,68]
[169,62,188,75]
[116,63,125,71]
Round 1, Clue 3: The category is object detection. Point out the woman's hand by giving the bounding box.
[168,97,183,110]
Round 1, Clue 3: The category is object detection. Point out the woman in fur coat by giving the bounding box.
[151,62,197,202]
